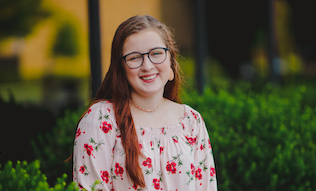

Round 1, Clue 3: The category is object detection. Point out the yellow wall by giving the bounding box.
[99,0,161,77]
[0,0,162,80]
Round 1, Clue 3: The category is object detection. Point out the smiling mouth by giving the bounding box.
[141,74,158,81]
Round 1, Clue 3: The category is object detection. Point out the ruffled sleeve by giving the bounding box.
[189,108,217,190]
[73,101,117,191]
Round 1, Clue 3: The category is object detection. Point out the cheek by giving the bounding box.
[124,67,139,85]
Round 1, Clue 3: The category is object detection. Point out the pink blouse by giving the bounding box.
[73,101,217,191]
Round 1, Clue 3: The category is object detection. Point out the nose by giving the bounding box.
[140,54,154,71]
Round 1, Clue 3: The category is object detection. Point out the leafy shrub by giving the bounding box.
[52,22,79,57]
[0,160,77,191]
[30,82,316,190]
[31,108,84,185]
[182,85,316,191]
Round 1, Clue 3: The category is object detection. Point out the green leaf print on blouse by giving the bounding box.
[83,138,104,158]
[185,135,197,154]
[98,109,110,120]
[166,152,183,175]
[142,157,153,175]
[111,162,124,180]
[186,155,209,186]
[190,110,201,123]
[79,164,90,176]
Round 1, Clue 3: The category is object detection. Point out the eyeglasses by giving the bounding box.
[122,47,169,69]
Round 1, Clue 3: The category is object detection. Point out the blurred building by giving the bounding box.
[0,0,314,113]
[0,0,194,113]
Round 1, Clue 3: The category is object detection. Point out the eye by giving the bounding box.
[126,54,142,62]
[150,49,164,57]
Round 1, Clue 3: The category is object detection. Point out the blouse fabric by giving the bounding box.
[73,101,217,191]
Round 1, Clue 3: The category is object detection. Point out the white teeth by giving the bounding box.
[141,74,157,80]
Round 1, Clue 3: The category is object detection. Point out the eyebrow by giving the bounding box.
[124,46,166,56]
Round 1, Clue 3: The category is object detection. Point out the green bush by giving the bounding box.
[52,22,79,57]
[0,160,77,191]
[31,109,84,185]
[182,85,316,191]
[30,82,316,190]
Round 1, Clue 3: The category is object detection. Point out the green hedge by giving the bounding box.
[31,109,84,185]
[0,160,77,191]
[28,83,316,190]
[182,85,316,191]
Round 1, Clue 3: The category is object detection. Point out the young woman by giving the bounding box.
[73,15,217,191]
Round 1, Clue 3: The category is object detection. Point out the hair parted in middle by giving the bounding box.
[94,15,182,188]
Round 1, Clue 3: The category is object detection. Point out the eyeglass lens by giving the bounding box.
[124,48,167,68]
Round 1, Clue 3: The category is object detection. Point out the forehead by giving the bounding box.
[123,29,165,54]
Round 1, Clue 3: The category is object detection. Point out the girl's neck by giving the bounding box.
[130,92,164,113]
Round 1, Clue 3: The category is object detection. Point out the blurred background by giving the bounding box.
[0,0,315,190]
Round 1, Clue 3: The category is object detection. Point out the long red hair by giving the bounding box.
[95,15,181,188]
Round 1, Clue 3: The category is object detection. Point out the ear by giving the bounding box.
[169,68,174,81]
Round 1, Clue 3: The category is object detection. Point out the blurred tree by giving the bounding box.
[52,22,79,57]
[287,0,316,66]
[0,0,48,40]
[206,0,268,79]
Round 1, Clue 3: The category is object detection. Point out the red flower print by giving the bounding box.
[142,157,152,168]
[191,110,198,120]
[107,108,111,113]
[87,108,92,114]
[154,183,160,190]
[114,163,124,177]
[166,161,177,174]
[76,128,81,139]
[150,141,153,147]
[153,178,160,190]
[181,123,185,130]
[172,135,178,143]
[101,170,109,183]
[161,127,166,135]
[195,168,202,180]
[160,146,164,155]
[100,121,112,133]
[185,136,197,145]
[208,139,212,149]
[210,167,216,177]
[84,143,93,156]
[132,183,138,190]
[79,165,85,174]
[142,129,145,135]
[200,144,204,150]
[139,143,143,150]
[190,164,195,175]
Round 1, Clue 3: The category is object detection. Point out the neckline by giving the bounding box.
[135,104,188,129]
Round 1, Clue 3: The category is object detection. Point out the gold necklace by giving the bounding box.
[132,99,162,112]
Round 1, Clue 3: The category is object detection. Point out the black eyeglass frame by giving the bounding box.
[122,47,169,69]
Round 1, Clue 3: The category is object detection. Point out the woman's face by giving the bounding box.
[122,29,172,98]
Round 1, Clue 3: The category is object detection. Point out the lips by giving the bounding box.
[140,74,158,82]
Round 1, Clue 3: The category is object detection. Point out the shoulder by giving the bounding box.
[89,100,113,111]
[183,104,202,120]
[84,100,114,116]
[80,100,116,124]
[182,104,205,131]
[164,99,185,119]
[77,100,118,136]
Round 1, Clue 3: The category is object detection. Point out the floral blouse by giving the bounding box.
[73,101,217,191]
